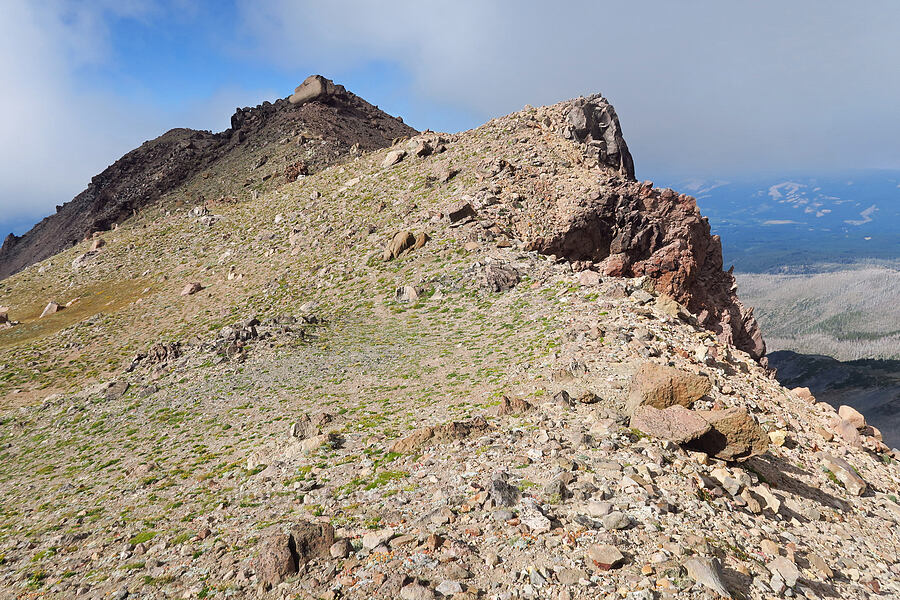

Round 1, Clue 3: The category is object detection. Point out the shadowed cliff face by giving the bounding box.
[0,81,416,280]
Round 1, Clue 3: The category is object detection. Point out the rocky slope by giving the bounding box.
[0,76,415,280]
[0,80,897,600]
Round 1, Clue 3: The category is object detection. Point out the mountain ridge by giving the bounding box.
[0,79,416,280]
[0,78,898,600]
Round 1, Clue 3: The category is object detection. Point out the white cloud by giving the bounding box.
[0,1,273,232]
[235,0,900,178]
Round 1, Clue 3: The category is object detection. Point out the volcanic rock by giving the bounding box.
[629,404,712,443]
[626,363,711,414]
[686,408,769,461]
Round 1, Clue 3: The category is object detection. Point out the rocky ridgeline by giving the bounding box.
[0,77,415,280]
[0,81,898,599]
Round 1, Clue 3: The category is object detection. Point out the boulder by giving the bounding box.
[40,302,61,318]
[626,363,711,414]
[818,452,866,496]
[686,408,768,461]
[290,521,334,565]
[180,282,203,296]
[89,237,105,251]
[587,544,624,571]
[791,387,815,402]
[683,557,730,598]
[629,405,712,444]
[382,149,406,168]
[255,533,296,586]
[838,405,866,430]
[255,521,335,586]
[565,95,635,179]
[481,263,520,292]
[383,231,416,261]
[288,75,338,105]
[445,200,477,224]
[495,396,534,416]
[395,286,419,303]
[0,306,8,324]
[390,416,491,453]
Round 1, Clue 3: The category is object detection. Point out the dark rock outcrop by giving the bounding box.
[564,94,635,180]
[0,76,416,280]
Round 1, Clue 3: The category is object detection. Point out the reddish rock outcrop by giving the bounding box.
[525,162,765,361]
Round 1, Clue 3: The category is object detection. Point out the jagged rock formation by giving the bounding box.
[0,76,415,280]
[521,96,765,359]
[562,94,635,180]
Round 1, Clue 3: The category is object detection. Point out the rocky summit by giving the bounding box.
[0,77,897,600]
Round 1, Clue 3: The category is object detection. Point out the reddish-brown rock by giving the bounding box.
[687,408,769,461]
[627,363,711,414]
[630,405,712,443]
[522,166,766,361]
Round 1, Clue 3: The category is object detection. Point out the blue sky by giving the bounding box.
[2,0,900,237]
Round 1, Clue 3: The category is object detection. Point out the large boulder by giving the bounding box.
[255,522,335,586]
[686,408,769,461]
[630,404,712,443]
[390,416,491,453]
[40,302,62,318]
[626,363,711,414]
[288,75,341,105]
[255,533,296,586]
[383,231,417,261]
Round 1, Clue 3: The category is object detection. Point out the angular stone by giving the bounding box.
[587,544,624,570]
[768,556,800,588]
[495,395,534,416]
[834,419,862,447]
[382,149,406,168]
[626,363,711,414]
[838,405,866,430]
[395,286,419,303]
[383,231,416,261]
[180,282,203,296]
[390,416,491,453]
[329,539,352,559]
[362,528,395,551]
[445,200,476,223]
[818,452,866,496]
[488,472,520,507]
[791,387,815,402]
[629,404,712,443]
[40,302,62,318]
[519,497,551,533]
[686,408,768,461]
[400,582,435,600]
[602,511,630,530]
[291,521,334,565]
[255,533,295,586]
[288,74,337,105]
[683,557,730,598]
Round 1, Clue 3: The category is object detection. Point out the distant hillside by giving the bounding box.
[660,171,900,272]
[736,266,900,360]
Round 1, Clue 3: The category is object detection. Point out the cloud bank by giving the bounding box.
[2,0,899,236]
